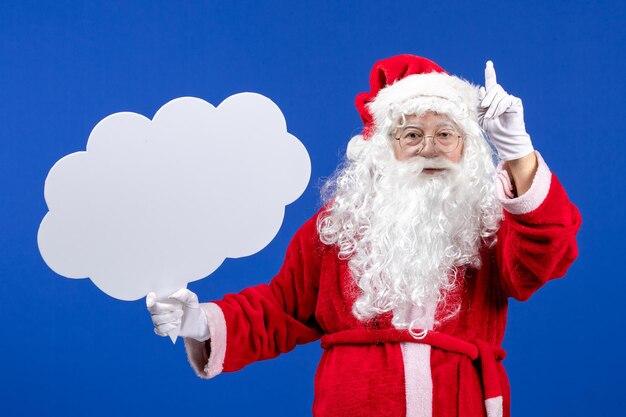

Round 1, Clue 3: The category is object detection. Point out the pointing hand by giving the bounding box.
[477,61,534,161]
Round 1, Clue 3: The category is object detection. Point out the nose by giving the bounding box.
[419,137,439,157]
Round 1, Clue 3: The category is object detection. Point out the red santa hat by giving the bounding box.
[356,54,480,139]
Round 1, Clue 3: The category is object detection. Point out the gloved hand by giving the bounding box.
[478,60,534,161]
[146,288,210,342]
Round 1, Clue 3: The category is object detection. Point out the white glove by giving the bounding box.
[146,288,210,342]
[478,60,534,161]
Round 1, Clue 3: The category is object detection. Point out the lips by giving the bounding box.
[422,168,445,174]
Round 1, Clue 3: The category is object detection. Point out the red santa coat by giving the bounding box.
[184,153,581,417]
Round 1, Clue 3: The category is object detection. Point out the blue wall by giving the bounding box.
[1,1,623,416]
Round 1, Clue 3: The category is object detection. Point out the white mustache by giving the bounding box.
[396,157,458,174]
[422,158,457,170]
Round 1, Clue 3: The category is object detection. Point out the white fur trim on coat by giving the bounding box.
[394,300,437,417]
[485,395,503,417]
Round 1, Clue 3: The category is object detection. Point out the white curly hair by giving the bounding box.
[318,96,503,327]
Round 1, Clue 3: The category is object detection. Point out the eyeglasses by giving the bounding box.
[394,128,462,154]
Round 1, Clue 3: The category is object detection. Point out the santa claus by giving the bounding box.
[147,55,581,417]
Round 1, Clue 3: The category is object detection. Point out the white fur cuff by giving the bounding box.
[496,151,551,215]
[184,302,227,379]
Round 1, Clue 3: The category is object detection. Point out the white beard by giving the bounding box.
[318,134,502,326]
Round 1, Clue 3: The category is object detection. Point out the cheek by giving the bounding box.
[446,142,464,163]
[446,152,462,163]
[392,140,410,161]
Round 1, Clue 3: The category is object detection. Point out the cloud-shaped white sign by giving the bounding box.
[38,94,310,301]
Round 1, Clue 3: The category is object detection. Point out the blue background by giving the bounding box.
[1,1,624,416]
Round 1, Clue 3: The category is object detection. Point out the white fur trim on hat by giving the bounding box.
[368,72,480,128]
[346,134,368,161]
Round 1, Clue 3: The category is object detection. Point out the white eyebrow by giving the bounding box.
[400,124,424,130]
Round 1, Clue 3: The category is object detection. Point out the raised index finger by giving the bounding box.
[485,60,497,91]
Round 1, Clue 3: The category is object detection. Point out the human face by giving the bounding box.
[391,112,464,172]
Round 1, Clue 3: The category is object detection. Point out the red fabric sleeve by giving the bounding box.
[214,212,325,372]
[496,173,582,301]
